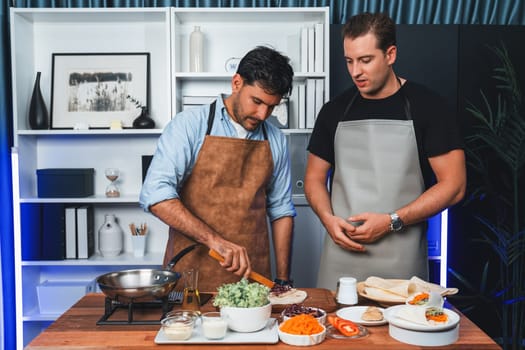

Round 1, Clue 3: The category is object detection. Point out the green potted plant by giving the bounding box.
[450,42,525,350]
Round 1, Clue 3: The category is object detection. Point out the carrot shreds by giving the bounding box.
[425,307,449,323]
[408,292,430,305]
[426,312,448,323]
[280,314,324,335]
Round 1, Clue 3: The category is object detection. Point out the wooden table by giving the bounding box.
[25,289,501,349]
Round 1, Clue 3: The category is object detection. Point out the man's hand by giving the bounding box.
[324,214,366,252]
[345,212,391,243]
[150,199,253,279]
[210,240,252,280]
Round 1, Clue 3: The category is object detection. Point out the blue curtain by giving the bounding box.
[10,0,525,24]
[1,0,524,349]
[0,0,14,348]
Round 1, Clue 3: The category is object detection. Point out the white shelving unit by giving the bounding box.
[9,7,330,349]
[171,7,330,130]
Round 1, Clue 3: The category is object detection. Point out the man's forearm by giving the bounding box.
[150,198,218,246]
[397,149,466,226]
[271,216,294,281]
[305,180,334,229]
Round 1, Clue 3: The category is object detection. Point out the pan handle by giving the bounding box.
[166,243,198,270]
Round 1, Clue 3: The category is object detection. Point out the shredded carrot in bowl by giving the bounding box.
[279,314,324,335]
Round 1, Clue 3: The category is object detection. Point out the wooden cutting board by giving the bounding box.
[271,288,337,313]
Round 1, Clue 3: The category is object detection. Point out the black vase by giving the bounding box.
[132,107,155,129]
[28,72,49,130]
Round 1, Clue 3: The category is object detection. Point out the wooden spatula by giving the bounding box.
[208,249,275,288]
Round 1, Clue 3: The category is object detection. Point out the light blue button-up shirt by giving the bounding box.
[140,94,296,222]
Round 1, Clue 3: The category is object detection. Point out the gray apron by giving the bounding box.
[317,89,428,289]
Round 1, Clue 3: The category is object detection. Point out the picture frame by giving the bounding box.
[50,53,150,129]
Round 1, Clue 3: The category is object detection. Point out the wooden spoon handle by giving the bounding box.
[208,249,275,288]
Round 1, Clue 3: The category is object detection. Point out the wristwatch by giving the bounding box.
[389,212,404,231]
[274,278,294,287]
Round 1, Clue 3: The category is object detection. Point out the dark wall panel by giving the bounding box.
[456,25,525,129]
[449,25,525,338]
[330,25,459,111]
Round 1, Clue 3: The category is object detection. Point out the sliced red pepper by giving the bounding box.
[327,315,338,326]
[328,316,360,336]
[339,322,359,336]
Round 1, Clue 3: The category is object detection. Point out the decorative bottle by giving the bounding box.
[28,71,49,129]
[132,106,155,129]
[189,26,204,72]
[98,214,123,257]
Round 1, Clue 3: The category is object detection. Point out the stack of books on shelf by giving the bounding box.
[182,96,216,111]
[65,205,95,259]
[293,78,324,129]
[295,23,325,129]
[21,204,95,260]
[300,23,324,73]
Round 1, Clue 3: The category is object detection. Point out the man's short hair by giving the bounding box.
[236,46,294,97]
[342,12,397,52]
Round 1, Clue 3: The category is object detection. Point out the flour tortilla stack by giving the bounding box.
[363,276,458,303]
[268,288,307,305]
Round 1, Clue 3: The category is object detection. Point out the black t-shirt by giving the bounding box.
[307,81,464,188]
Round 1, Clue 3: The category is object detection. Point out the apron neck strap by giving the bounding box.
[206,100,217,135]
[396,76,412,121]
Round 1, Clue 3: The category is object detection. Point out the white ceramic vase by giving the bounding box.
[98,214,123,257]
[189,26,204,72]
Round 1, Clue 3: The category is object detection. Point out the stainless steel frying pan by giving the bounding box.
[96,243,197,302]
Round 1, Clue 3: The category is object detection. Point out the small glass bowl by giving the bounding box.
[160,315,195,340]
[165,310,201,322]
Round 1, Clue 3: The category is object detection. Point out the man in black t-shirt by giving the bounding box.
[305,12,466,288]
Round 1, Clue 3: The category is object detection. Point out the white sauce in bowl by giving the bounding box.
[202,318,228,339]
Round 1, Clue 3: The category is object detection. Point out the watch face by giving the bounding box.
[392,220,403,231]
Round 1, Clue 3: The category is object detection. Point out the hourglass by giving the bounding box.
[105,168,120,197]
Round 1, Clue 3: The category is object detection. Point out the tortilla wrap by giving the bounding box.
[363,276,459,302]
[364,287,406,302]
[364,276,420,298]
[268,289,307,305]
[395,305,429,325]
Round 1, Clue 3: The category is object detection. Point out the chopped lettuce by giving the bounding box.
[213,278,270,308]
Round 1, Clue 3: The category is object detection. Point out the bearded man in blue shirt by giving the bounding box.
[140,46,296,291]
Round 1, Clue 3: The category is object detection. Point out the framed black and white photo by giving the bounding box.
[50,53,150,129]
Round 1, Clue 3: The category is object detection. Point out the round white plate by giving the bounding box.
[336,306,387,326]
[384,305,460,332]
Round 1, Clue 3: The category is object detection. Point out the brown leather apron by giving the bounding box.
[163,101,274,291]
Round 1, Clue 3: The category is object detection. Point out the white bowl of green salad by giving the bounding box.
[213,278,272,333]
